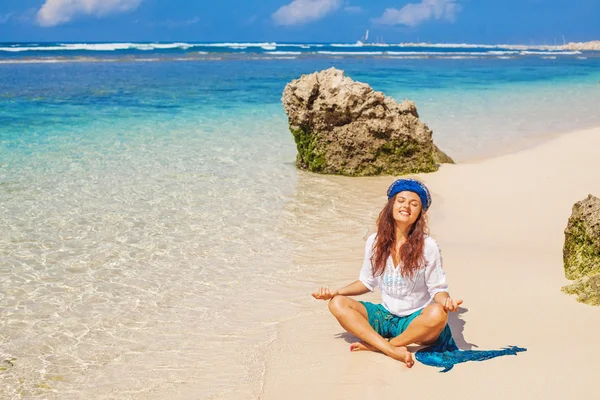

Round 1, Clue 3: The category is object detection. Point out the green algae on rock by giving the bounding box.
[290,125,326,172]
[562,274,600,306]
[281,68,453,176]
[562,194,600,306]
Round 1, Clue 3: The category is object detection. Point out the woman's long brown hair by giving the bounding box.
[370,196,428,279]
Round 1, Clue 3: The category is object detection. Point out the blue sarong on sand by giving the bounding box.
[360,301,526,372]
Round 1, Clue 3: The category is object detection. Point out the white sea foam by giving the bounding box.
[385,51,430,55]
[396,42,493,48]
[520,50,581,55]
[0,42,196,52]
[149,43,194,50]
[444,56,480,59]
[393,42,566,51]
[272,48,583,58]
[265,51,302,55]
[278,44,311,48]
[0,58,67,63]
[317,51,384,55]
[385,51,517,56]
[383,56,429,59]
[0,57,106,63]
[0,42,589,54]
[52,43,139,51]
[0,46,61,52]
[202,42,278,48]
[0,55,215,64]
[487,50,520,55]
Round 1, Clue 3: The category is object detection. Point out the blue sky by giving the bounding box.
[1,0,599,44]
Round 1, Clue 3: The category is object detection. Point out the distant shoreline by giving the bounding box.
[561,40,600,51]
[1,40,597,65]
[1,40,599,51]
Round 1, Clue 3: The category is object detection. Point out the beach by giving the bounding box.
[1,46,600,399]
[256,126,600,400]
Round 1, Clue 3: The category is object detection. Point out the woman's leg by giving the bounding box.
[390,303,448,346]
[351,303,448,351]
[328,295,414,367]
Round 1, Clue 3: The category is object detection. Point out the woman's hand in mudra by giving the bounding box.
[443,297,463,312]
[312,287,339,300]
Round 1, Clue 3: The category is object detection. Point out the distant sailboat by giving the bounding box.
[357,29,369,46]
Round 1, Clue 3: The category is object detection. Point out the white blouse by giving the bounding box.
[359,233,449,317]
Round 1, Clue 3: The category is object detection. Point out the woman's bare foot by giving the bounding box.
[350,341,377,352]
[350,341,414,368]
[387,346,414,368]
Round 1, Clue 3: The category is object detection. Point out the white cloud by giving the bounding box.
[374,0,461,27]
[272,0,342,26]
[36,0,142,27]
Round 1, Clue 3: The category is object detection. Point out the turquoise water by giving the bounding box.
[0,41,588,60]
[1,50,600,398]
[3,56,600,160]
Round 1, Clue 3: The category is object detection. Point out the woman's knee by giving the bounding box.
[421,303,448,328]
[328,295,348,315]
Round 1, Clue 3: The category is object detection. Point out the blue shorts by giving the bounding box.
[359,301,424,339]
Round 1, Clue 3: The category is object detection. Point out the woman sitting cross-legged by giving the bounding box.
[312,178,462,368]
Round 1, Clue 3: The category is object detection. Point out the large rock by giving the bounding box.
[562,194,600,306]
[281,68,453,176]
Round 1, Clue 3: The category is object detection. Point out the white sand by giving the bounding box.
[258,126,600,399]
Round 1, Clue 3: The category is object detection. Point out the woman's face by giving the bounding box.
[392,191,423,226]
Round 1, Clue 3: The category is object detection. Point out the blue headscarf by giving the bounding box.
[387,178,432,211]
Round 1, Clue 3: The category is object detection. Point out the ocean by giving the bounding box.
[1,42,600,399]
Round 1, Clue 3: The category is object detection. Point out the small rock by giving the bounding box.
[562,194,600,305]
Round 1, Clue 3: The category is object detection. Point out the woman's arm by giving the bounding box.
[312,280,370,300]
[433,291,462,312]
[425,239,463,312]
